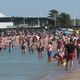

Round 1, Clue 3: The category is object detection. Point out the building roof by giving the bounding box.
[0,13,6,17]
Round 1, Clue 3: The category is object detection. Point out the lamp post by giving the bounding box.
[23,17,25,28]
[38,17,40,27]
[44,26,47,34]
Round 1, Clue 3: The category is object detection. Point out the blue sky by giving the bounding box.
[0,0,79,18]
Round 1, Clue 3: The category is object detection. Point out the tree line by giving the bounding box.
[48,9,72,28]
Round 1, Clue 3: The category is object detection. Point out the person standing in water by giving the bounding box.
[76,39,80,64]
[47,42,53,62]
[38,42,44,58]
[0,37,3,51]
[9,39,13,53]
[21,40,26,54]
[65,39,77,70]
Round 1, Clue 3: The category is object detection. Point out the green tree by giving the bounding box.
[48,9,59,19]
[48,9,59,27]
[59,13,71,28]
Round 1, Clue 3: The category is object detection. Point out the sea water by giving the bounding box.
[0,46,79,80]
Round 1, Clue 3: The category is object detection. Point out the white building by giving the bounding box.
[0,13,13,29]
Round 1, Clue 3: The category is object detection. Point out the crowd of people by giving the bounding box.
[0,29,80,70]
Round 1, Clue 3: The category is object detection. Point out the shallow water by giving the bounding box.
[0,46,80,80]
